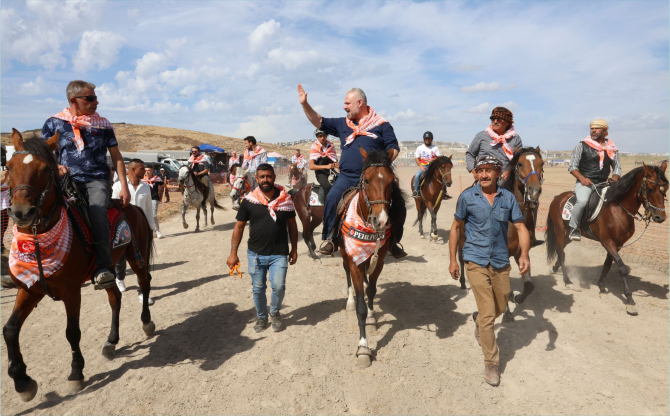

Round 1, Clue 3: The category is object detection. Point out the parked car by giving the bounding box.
[145,162,179,182]
[161,157,188,171]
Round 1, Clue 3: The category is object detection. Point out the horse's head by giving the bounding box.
[230,166,250,200]
[359,148,395,232]
[177,165,191,187]
[641,161,668,223]
[433,155,453,187]
[6,129,60,228]
[509,146,544,206]
[289,163,301,177]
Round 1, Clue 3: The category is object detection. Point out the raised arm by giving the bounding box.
[298,83,322,129]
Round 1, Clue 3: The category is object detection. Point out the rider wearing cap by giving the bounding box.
[449,154,530,387]
[289,149,308,185]
[309,129,339,197]
[412,131,446,199]
[567,119,621,241]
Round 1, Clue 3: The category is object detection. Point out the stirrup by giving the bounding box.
[318,240,335,255]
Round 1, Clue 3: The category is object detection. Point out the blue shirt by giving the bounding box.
[41,117,118,183]
[454,184,524,268]
[320,117,400,177]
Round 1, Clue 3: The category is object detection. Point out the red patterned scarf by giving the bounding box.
[188,154,207,164]
[485,125,517,161]
[142,174,163,188]
[243,184,295,221]
[310,139,337,162]
[51,108,114,153]
[9,206,72,288]
[344,107,387,146]
[582,137,618,170]
[244,146,266,161]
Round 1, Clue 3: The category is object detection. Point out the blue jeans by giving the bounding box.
[322,173,359,240]
[247,249,288,319]
[413,168,425,192]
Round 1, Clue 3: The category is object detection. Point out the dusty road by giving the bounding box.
[1,166,668,415]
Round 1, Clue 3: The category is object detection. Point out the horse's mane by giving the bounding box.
[424,156,452,182]
[22,138,63,200]
[187,166,206,192]
[607,165,668,202]
[361,150,392,171]
[502,147,542,191]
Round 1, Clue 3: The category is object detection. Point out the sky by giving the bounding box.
[1,0,668,153]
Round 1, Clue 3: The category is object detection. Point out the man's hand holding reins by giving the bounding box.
[57,164,70,177]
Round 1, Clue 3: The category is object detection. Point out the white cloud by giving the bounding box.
[194,99,231,112]
[73,30,126,73]
[462,82,516,93]
[451,65,484,72]
[127,8,140,19]
[499,101,519,111]
[248,19,281,52]
[18,76,49,96]
[467,102,490,114]
[267,48,323,71]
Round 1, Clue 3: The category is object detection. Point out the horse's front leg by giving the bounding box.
[3,288,44,401]
[195,205,201,232]
[351,265,372,368]
[344,267,355,311]
[210,201,215,225]
[63,290,86,393]
[365,270,380,329]
[430,210,438,241]
[101,284,121,360]
[181,199,189,229]
[597,254,614,298]
[605,245,636,315]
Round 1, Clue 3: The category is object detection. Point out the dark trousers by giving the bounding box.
[76,180,112,270]
[115,254,146,294]
[315,172,331,194]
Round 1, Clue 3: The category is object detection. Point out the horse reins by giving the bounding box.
[614,175,667,248]
[358,163,393,227]
[514,152,544,210]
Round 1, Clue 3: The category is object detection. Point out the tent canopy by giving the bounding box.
[199,143,225,153]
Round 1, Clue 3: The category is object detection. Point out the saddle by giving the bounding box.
[561,183,610,224]
[308,183,326,207]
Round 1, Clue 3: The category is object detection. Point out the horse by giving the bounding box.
[3,129,155,402]
[178,165,224,232]
[546,161,668,315]
[411,155,453,241]
[339,148,396,368]
[289,163,307,189]
[229,165,252,210]
[457,147,544,321]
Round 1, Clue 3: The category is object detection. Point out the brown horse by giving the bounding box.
[340,148,395,368]
[411,155,453,241]
[457,147,544,320]
[289,163,307,189]
[3,130,155,402]
[292,183,324,259]
[546,161,668,315]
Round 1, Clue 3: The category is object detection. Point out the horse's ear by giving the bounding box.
[448,154,453,159]
[45,131,59,152]
[514,146,521,154]
[642,162,652,176]
[10,128,24,151]
[535,146,541,153]
[660,160,668,174]
[387,149,394,161]
[359,147,369,160]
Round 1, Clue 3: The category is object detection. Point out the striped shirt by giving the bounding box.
[568,142,621,176]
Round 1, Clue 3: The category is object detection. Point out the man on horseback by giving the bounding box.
[465,107,523,183]
[448,155,530,387]
[288,149,307,185]
[309,129,339,196]
[188,146,213,191]
[297,84,407,258]
[411,131,449,200]
[41,80,130,290]
[567,119,621,241]
[242,136,268,190]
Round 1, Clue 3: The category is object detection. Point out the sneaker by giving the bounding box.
[319,241,335,255]
[254,318,268,333]
[93,269,116,290]
[390,242,407,259]
[442,192,452,200]
[270,313,284,332]
[473,312,481,346]
[569,228,581,241]
[484,364,500,386]
[138,294,155,306]
[116,279,127,292]
[411,191,420,199]
[155,230,164,239]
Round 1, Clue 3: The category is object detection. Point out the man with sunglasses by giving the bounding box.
[465,107,523,184]
[188,146,214,195]
[41,80,130,290]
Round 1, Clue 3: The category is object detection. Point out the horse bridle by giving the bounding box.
[359,163,393,226]
[8,151,60,232]
[638,176,667,216]
[514,153,544,208]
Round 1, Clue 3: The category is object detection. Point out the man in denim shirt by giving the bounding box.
[448,155,530,387]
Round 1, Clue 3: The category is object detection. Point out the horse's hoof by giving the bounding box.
[431,233,438,241]
[551,265,560,274]
[194,228,200,233]
[365,316,376,326]
[355,347,372,368]
[420,234,426,239]
[502,311,515,322]
[599,291,608,299]
[346,301,356,311]
[143,321,156,337]
[211,220,216,225]
[101,342,116,360]
[565,283,573,290]
[67,379,85,394]
[182,223,189,229]
[18,378,38,402]
[626,305,638,316]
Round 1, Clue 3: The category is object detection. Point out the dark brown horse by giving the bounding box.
[289,163,307,189]
[340,148,395,368]
[411,155,453,241]
[457,147,544,320]
[292,183,324,259]
[546,161,668,315]
[3,130,155,402]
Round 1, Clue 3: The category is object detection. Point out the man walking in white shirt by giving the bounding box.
[112,159,156,305]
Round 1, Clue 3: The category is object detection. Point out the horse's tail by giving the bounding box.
[211,198,225,211]
[546,213,557,264]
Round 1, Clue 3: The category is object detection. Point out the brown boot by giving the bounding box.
[484,364,500,386]
[319,240,335,256]
[473,312,480,346]
[390,242,407,259]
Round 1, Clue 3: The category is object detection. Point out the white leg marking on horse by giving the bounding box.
[367,307,374,318]
[23,155,33,164]
[348,286,355,302]
[358,337,368,347]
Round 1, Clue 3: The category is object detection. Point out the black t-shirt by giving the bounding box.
[235,189,296,255]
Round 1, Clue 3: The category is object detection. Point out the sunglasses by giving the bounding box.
[490,117,506,122]
[74,95,97,102]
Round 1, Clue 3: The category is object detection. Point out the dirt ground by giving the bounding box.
[1,165,668,415]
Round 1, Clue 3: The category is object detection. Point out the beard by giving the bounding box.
[259,181,274,192]
[591,131,606,141]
